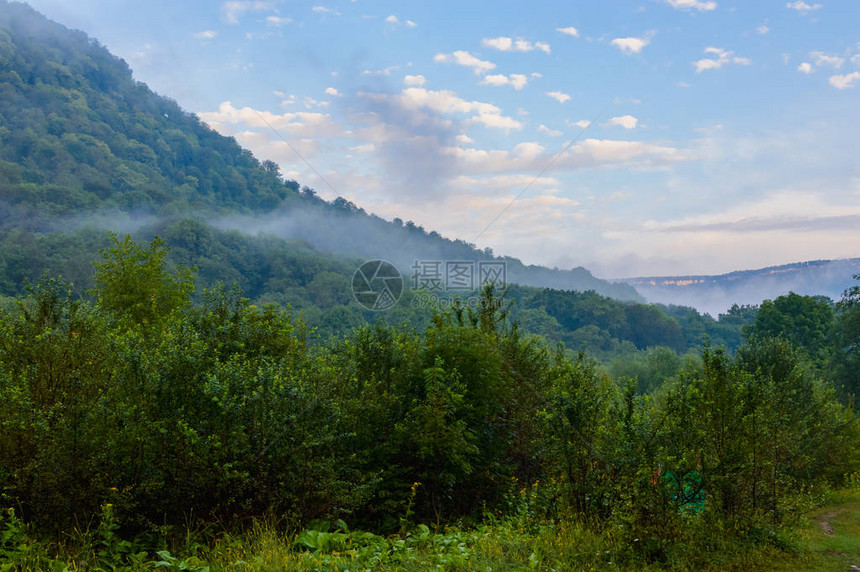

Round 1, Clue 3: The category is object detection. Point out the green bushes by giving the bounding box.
[0,238,857,568]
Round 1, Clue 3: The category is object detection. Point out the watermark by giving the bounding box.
[352,260,403,311]
[411,260,506,292]
[352,259,506,311]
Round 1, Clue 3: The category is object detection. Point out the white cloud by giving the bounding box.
[694,47,751,72]
[324,87,341,96]
[434,51,497,75]
[221,1,272,24]
[556,26,579,37]
[797,62,813,74]
[455,134,474,145]
[193,30,218,40]
[362,87,522,131]
[539,124,563,137]
[546,91,571,103]
[611,36,650,54]
[757,24,769,34]
[605,115,638,129]
[664,0,717,11]
[199,101,342,138]
[473,113,523,130]
[362,65,400,76]
[384,14,416,27]
[810,51,844,68]
[444,138,688,174]
[349,143,376,154]
[303,96,329,109]
[481,37,551,54]
[480,73,529,90]
[786,1,822,11]
[404,74,426,86]
[312,5,334,13]
[266,16,292,26]
[567,119,592,129]
[829,71,860,89]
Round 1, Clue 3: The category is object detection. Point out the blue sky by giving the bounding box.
[22,0,860,277]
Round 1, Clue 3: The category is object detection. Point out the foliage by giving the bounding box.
[0,237,855,571]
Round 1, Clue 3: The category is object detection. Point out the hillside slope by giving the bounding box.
[0,0,640,301]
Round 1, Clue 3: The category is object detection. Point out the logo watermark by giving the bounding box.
[352,260,403,311]
[352,259,506,311]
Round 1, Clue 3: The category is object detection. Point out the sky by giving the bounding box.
[21,0,860,278]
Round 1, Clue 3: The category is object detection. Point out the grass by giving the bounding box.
[761,488,860,572]
[3,490,860,571]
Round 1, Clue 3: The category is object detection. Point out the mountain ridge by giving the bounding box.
[618,258,860,315]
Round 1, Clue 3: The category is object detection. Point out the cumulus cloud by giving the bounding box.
[221,1,272,24]
[383,14,416,27]
[349,143,376,154]
[829,71,860,89]
[198,101,342,138]
[266,15,292,26]
[605,115,638,129]
[539,124,563,136]
[556,26,579,37]
[546,90,571,103]
[193,30,218,40]
[361,87,522,131]
[786,1,822,11]
[810,51,844,68]
[444,138,689,175]
[434,51,497,75]
[757,24,769,34]
[611,36,650,54]
[324,87,341,96]
[567,119,592,130]
[797,62,813,74]
[480,74,529,90]
[694,47,751,72]
[664,0,717,11]
[404,74,426,86]
[481,37,551,54]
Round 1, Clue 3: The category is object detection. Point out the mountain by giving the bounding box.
[0,1,773,359]
[618,258,860,316]
[0,0,641,302]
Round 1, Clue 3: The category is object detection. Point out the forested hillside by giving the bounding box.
[0,0,639,301]
[0,0,756,366]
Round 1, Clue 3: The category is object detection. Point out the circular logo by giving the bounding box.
[352,259,403,311]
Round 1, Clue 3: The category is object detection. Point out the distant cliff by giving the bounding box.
[617,258,860,316]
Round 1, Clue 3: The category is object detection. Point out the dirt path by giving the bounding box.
[814,510,839,536]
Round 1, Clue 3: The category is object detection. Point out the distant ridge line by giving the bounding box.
[617,257,860,284]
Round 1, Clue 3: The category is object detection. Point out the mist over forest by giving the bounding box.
[1,1,859,570]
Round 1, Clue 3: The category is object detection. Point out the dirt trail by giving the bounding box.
[814,510,839,536]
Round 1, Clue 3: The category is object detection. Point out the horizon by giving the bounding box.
[18,0,860,278]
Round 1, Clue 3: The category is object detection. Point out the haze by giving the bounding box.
[24,0,860,277]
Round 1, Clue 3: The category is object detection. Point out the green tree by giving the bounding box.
[92,233,193,328]
[744,292,834,361]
